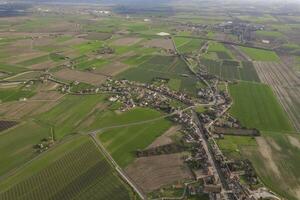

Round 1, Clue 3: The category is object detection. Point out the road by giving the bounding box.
[89,133,147,200]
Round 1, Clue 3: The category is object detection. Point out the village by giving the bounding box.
[22,62,279,200]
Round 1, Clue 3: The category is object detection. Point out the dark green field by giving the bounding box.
[0,136,131,200]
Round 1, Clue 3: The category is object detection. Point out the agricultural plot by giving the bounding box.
[200,58,260,82]
[143,38,175,51]
[0,121,51,176]
[0,87,35,103]
[126,153,193,193]
[205,42,234,60]
[0,91,64,120]
[0,136,131,200]
[239,47,280,62]
[0,63,27,75]
[53,68,107,85]
[229,81,294,132]
[254,61,300,131]
[95,108,172,167]
[174,37,204,54]
[248,134,300,200]
[0,120,18,132]
[37,95,105,139]
[118,55,200,94]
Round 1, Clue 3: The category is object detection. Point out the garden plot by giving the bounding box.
[254,61,300,131]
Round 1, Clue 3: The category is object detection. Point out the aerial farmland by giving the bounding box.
[0,0,300,200]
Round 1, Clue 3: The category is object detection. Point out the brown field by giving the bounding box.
[0,91,64,119]
[112,37,142,46]
[147,125,181,149]
[125,153,193,193]
[53,68,107,85]
[254,61,300,131]
[95,61,130,76]
[143,38,175,50]
[29,60,57,70]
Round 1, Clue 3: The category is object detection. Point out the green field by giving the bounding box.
[229,81,294,132]
[118,55,200,94]
[0,121,51,176]
[0,63,27,74]
[18,55,50,66]
[239,47,280,62]
[0,87,35,102]
[0,136,132,200]
[205,42,234,60]
[174,37,204,54]
[37,95,105,139]
[256,30,284,39]
[201,59,260,82]
[96,108,172,167]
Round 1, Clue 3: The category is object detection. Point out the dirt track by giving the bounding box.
[254,61,300,131]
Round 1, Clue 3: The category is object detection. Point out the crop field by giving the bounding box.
[174,37,204,54]
[0,63,27,74]
[53,68,107,85]
[126,153,193,193]
[229,81,294,132]
[254,61,300,131]
[250,133,300,200]
[239,47,280,62]
[0,121,51,176]
[200,58,260,82]
[95,108,172,167]
[0,136,131,200]
[118,55,200,94]
[37,95,105,139]
[0,87,35,102]
[204,42,235,60]
[0,120,18,132]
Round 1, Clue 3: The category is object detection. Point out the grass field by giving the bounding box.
[229,81,294,132]
[239,47,280,62]
[174,37,204,54]
[0,63,27,74]
[96,108,172,167]
[37,95,105,139]
[0,87,35,102]
[0,136,132,200]
[18,55,50,67]
[0,121,51,176]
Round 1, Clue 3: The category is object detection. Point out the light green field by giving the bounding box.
[256,30,284,38]
[37,95,105,139]
[0,63,27,74]
[174,37,204,53]
[0,87,35,102]
[239,46,280,62]
[96,108,172,167]
[0,136,132,200]
[74,41,104,54]
[0,121,51,176]
[18,55,49,66]
[229,81,294,132]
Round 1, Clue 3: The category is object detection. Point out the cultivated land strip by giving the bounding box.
[254,61,300,131]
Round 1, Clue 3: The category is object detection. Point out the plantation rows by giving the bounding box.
[200,58,260,82]
[0,121,18,132]
[0,140,130,200]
